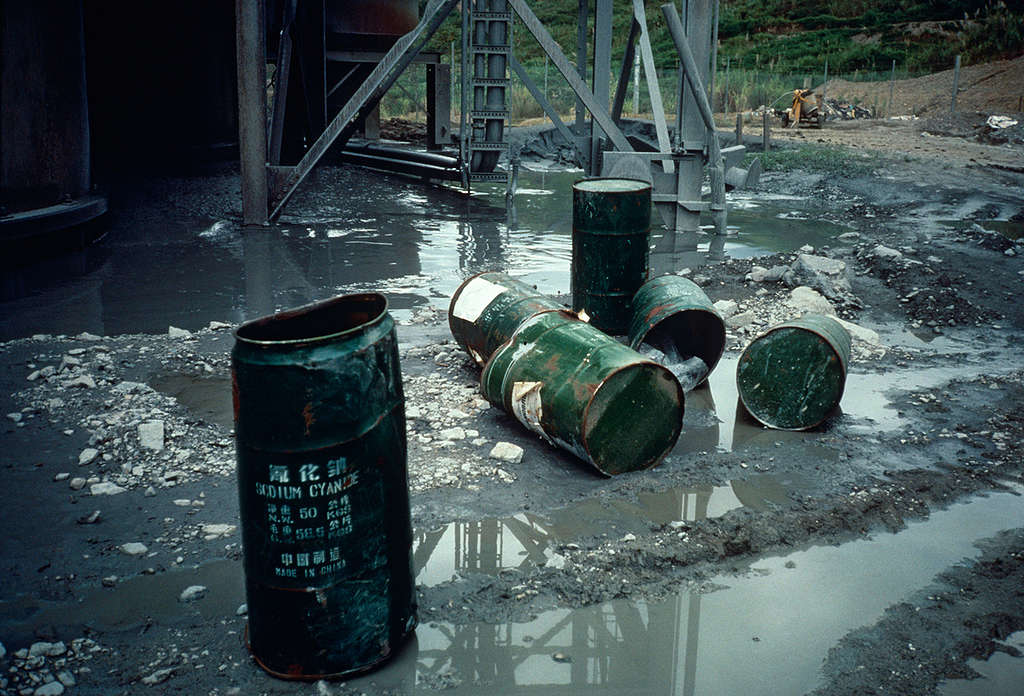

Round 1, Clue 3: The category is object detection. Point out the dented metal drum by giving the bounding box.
[736,314,851,431]
[481,311,684,476]
[628,275,727,380]
[572,178,653,334]
[232,293,415,679]
[449,271,565,365]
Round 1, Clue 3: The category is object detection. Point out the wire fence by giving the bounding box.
[378,54,928,125]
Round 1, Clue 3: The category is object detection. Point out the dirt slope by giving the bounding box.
[824,54,1024,117]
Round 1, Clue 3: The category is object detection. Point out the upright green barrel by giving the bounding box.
[232,293,415,679]
[481,310,684,475]
[572,178,652,334]
[628,275,726,380]
[735,314,851,431]
[449,271,565,366]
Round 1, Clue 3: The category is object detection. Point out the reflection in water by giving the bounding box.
[1,165,847,340]
[406,489,1024,695]
[414,474,800,588]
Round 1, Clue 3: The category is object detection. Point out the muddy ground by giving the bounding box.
[1,116,1023,696]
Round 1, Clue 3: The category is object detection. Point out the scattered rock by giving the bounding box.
[489,442,524,464]
[90,482,126,496]
[837,232,860,241]
[179,585,208,602]
[872,244,903,260]
[834,317,884,350]
[713,299,739,318]
[63,375,96,389]
[119,542,148,556]
[69,477,86,490]
[208,321,233,330]
[102,576,118,587]
[28,641,66,658]
[786,286,837,316]
[438,426,466,441]
[138,420,165,451]
[167,326,191,338]
[6,412,22,423]
[33,681,65,696]
[727,310,756,328]
[201,524,237,539]
[236,603,248,616]
[78,448,99,466]
[78,510,101,525]
[141,668,175,685]
[784,254,854,303]
[53,472,70,482]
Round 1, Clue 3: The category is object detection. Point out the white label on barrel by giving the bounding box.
[511,381,549,441]
[452,277,507,323]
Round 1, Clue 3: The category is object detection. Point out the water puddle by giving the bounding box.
[1,167,844,339]
[384,488,1024,694]
[938,631,1024,696]
[149,373,234,428]
[414,472,808,588]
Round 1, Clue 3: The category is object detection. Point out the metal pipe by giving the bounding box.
[236,0,268,226]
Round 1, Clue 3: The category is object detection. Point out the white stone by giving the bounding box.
[172,499,191,507]
[727,311,756,328]
[27,370,42,381]
[872,244,902,260]
[438,427,466,441]
[53,473,70,482]
[120,542,148,556]
[834,317,883,347]
[713,299,738,318]
[236,603,248,616]
[489,442,524,464]
[179,585,207,602]
[621,533,637,542]
[144,486,157,497]
[786,286,836,316]
[138,420,165,451]
[64,375,96,388]
[56,671,75,688]
[168,326,192,338]
[405,406,422,419]
[28,641,66,658]
[6,412,22,423]
[33,682,65,696]
[208,321,233,330]
[78,448,99,466]
[201,524,237,539]
[69,478,86,491]
[837,232,860,241]
[795,253,845,276]
[0,640,5,660]
[77,332,102,340]
[141,668,175,685]
[90,482,126,496]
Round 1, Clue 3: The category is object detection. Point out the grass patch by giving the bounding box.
[745,144,884,176]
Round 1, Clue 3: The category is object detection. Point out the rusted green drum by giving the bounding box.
[572,178,652,334]
[628,275,726,380]
[736,314,851,431]
[449,271,565,365]
[481,310,684,475]
[232,293,415,679]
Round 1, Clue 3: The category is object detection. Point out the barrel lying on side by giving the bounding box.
[481,311,684,476]
[572,178,652,335]
[232,293,415,679]
[449,271,565,366]
[735,314,851,431]
[628,275,726,382]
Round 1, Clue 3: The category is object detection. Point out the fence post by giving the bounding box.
[951,54,961,113]
[763,110,770,152]
[887,59,896,117]
[724,55,730,114]
[822,58,828,104]
[735,112,742,145]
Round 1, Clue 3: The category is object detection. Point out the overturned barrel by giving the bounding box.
[232,293,416,679]
[572,178,652,334]
[449,271,565,365]
[736,314,851,431]
[481,311,684,475]
[628,275,726,384]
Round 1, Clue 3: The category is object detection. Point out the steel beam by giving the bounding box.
[269,0,460,218]
[611,20,640,124]
[662,3,727,234]
[591,0,614,169]
[236,0,268,226]
[509,54,580,162]
[633,0,673,174]
[575,0,588,139]
[508,0,632,154]
[267,1,296,167]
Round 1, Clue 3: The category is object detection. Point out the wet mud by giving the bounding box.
[1,128,1023,695]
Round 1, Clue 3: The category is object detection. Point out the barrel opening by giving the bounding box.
[640,310,727,374]
[582,364,684,475]
[236,294,387,344]
[573,178,652,194]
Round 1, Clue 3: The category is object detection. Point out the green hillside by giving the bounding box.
[428,0,1023,75]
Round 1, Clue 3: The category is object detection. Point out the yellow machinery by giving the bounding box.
[781,88,825,128]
